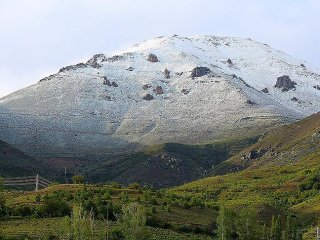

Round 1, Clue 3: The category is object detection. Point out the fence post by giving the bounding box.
[35,174,39,191]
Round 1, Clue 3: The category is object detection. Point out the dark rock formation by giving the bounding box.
[112,81,118,87]
[143,94,154,101]
[190,67,211,78]
[274,75,296,92]
[154,86,163,95]
[142,84,151,90]
[127,67,134,71]
[313,85,320,90]
[176,72,183,76]
[59,63,88,73]
[261,88,269,93]
[181,89,190,95]
[300,63,306,68]
[291,97,299,102]
[106,55,125,62]
[227,59,233,65]
[147,53,159,63]
[39,74,57,82]
[103,77,111,86]
[164,69,170,79]
[87,54,106,68]
[246,100,257,105]
[247,149,267,160]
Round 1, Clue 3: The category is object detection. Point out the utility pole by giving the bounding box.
[64,167,67,184]
[35,174,39,191]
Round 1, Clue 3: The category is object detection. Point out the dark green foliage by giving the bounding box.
[40,194,71,217]
[216,206,236,240]
[270,215,281,240]
[108,227,125,240]
[72,175,85,184]
[283,216,298,240]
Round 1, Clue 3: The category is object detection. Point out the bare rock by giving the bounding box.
[190,67,211,78]
[181,89,190,95]
[176,72,183,76]
[86,54,106,68]
[127,67,134,71]
[164,69,170,79]
[143,94,154,101]
[274,75,296,92]
[147,53,159,63]
[247,149,267,160]
[261,88,269,93]
[227,59,233,65]
[112,81,118,87]
[291,97,298,102]
[154,86,163,95]
[313,85,320,90]
[103,77,111,86]
[246,100,257,105]
[59,63,88,73]
[142,84,151,90]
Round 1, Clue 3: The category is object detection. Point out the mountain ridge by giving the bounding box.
[0,35,319,185]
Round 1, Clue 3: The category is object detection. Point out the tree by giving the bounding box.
[284,215,298,240]
[236,210,257,240]
[216,206,236,240]
[261,223,269,240]
[72,175,85,184]
[270,215,281,240]
[62,204,94,240]
[121,202,150,240]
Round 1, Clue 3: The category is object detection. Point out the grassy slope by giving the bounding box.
[173,113,320,237]
[212,112,320,174]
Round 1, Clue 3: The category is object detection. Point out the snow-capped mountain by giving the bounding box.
[1,35,320,161]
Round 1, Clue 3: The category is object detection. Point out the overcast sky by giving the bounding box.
[0,0,319,97]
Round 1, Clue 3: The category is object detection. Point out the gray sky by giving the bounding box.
[0,0,319,97]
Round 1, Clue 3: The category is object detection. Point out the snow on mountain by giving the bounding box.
[0,35,319,160]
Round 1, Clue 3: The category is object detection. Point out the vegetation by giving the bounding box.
[72,175,85,184]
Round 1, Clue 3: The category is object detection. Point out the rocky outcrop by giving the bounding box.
[112,81,118,87]
[143,94,154,100]
[246,149,267,160]
[181,89,190,95]
[190,67,211,78]
[291,97,298,102]
[106,55,125,62]
[86,54,106,68]
[176,72,183,76]
[313,85,320,90]
[147,53,159,63]
[274,75,296,92]
[227,59,233,65]
[127,67,134,71]
[59,63,88,73]
[103,77,111,86]
[142,84,151,90]
[261,88,269,93]
[164,69,170,79]
[154,86,163,95]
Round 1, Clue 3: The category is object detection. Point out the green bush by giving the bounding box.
[108,228,125,240]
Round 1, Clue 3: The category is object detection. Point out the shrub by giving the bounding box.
[108,227,125,240]
[72,175,85,184]
[121,203,151,240]
[40,195,71,217]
